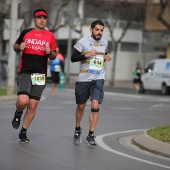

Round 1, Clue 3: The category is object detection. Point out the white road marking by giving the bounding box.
[104,92,170,102]
[151,103,163,108]
[110,107,136,110]
[104,92,144,98]
[96,130,170,169]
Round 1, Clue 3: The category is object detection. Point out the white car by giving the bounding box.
[140,59,170,95]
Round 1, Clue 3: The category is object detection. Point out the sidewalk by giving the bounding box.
[0,79,17,101]
[0,94,17,101]
[132,132,170,158]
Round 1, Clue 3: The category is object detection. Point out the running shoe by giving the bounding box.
[12,111,23,129]
[18,131,29,143]
[86,134,97,146]
[74,126,82,145]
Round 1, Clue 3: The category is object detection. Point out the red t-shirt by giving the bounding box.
[16,28,57,74]
[56,53,64,61]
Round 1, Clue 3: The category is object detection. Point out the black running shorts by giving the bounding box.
[51,71,60,84]
[17,73,46,101]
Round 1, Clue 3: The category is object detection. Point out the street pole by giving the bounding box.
[65,0,73,83]
[6,0,19,95]
[66,25,72,82]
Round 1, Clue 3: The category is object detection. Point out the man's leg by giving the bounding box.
[75,103,86,127]
[86,99,99,146]
[51,72,59,96]
[12,94,29,129]
[89,99,99,132]
[18,99,39,143]
[22,99,39,129]
[51,82,56,96]
[74,103,86,145]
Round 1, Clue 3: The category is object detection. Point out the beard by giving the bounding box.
[91,33,102,40]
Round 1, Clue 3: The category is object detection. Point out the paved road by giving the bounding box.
[0,84,170,170]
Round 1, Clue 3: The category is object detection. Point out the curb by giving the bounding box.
[0,95,17,101]
[132,132,170,158]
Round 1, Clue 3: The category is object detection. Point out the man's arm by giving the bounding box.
[45,44,56,60]
[47,51,57,60]
[13,43,21,53]
[71,48,97,62]
[13,42,26,53]
[71,48,86,62]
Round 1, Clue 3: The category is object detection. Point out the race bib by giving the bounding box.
[89,55,104,71]
[54,65,61,72]
[31,73,45,85]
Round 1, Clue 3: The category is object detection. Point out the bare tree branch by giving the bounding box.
[157,0,170,30]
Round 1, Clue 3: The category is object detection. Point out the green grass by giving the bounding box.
[0,88,7,95]
[147,125,170,144]
[0,88,16,95]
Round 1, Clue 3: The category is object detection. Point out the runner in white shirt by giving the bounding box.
[71,20,111,146]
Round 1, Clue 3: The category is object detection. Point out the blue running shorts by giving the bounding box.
[75,79,104,104]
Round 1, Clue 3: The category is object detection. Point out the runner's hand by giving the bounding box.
[85,49,97,58]
[104,55,111,61]
[20,42,26,51]
[45,44,51,55]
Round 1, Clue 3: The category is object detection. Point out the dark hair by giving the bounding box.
[136,62,140,67]
[91,20,104,29]
[33,9,48,17]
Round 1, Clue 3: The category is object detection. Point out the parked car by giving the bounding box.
[140,59,170,95]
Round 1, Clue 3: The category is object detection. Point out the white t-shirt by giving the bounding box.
[73,36,108,82]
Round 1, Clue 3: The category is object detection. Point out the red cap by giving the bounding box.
[34,11,48,17]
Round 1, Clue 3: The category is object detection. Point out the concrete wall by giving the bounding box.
[56,25,143,43]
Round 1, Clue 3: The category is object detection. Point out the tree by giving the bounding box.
[145,0,170,58]
[18,0,69,32]
[17,0,82,34]
[157,0,170,30]
[0,0,10,57]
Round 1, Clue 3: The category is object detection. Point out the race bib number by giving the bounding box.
[89,55,104,71]
[54,65,61,72]
[31,73,45,85]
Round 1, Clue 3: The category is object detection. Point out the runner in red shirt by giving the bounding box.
[11,9,57,143]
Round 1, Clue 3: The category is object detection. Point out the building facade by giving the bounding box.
[55,0,167,85]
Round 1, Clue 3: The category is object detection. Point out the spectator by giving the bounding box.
[132,62,144,94]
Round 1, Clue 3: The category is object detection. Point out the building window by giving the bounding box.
[142,44,154,53]
[154,46,166,52]
[120,42,139,52]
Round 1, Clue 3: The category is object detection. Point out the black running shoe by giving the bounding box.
[18,131,29,143]
[12,111,23,129]
[74,127,82,145]
[86,134,97,146]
